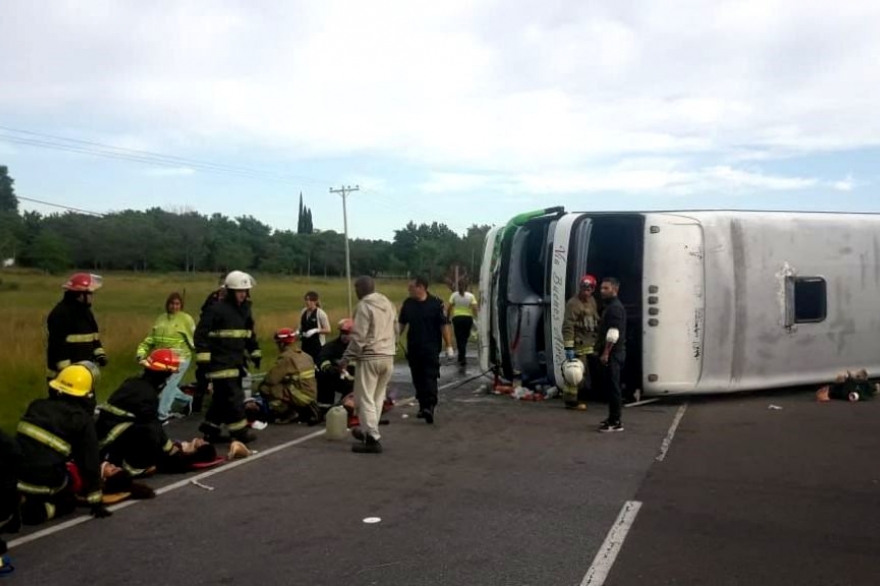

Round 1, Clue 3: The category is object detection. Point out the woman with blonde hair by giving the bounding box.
[136,292,195,420]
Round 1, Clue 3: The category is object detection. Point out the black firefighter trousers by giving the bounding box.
[203,375,249,438]
[408,353,440,413]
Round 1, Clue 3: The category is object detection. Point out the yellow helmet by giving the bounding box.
[49,364,95,397]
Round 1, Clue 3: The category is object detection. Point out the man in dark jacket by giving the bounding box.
[96,349,181,477]
[46,273,107,381]
[597,277,627,433]
[17,364,111,524]
[398,276,454,424]
[195,270,261,443]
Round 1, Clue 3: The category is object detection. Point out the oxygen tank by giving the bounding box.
[325,405,348,440]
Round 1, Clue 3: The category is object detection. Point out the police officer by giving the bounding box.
[17,364,111,524]
[195,271,261,443]
[398,276,454,424]
[96,349,181,477]
[46,273,107,382]
[561,274,600,410]
[597,277,627,433]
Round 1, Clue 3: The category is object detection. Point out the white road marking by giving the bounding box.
[580,500,643,586]
[656,403,688,462]
[7,429,326,550]
[7,374,489,550]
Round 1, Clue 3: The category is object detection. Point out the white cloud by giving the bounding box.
[1,0,879,193]
[831,175,855,192]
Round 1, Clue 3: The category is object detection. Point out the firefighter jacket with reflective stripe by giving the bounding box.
[562,295,600,355]
[194,295,260,379]
[96,376,174,473]
[136,311,196,360]
[318,336,348,372]
[46,296,105,376]
[258,346,318,412]
[16,396,103,505]
[1,429,22,521]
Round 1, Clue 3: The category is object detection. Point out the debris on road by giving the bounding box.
[816,370,878,402]
[362,517,381,524]
[768,404,783,410]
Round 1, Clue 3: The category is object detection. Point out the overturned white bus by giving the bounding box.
[478,208,880,397]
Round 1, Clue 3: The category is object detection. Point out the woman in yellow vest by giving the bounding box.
[136,292,195,420]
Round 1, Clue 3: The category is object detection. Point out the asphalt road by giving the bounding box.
[6,365,879,585]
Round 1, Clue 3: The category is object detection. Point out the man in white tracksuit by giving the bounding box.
[340,276,398,454]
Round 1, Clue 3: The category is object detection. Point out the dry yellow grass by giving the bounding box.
[0,270,416,433]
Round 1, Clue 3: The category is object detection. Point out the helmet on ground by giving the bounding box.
[338,318,354,333]
[561,359,585,387]
[579,274,597,290]
[143,348,181,372]
[63,273,103,293]
[49,364,96,397]
[224,270,255,290]
[274,327,298,345]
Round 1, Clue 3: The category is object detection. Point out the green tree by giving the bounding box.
[30,230,70,273]
[0,166,18,214]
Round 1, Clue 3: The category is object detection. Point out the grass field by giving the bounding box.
[0,269,416,433]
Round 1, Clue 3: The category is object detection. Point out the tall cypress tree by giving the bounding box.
[297,192,304,234]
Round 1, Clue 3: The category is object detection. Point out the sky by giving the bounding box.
[1,0,879,240]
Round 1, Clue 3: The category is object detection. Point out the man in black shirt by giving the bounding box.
[597,277,626,432]
[398,276,454,423]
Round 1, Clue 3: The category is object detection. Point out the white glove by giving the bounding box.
[304,328,320,339]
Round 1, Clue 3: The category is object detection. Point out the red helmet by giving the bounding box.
[143,349,181,372]
[579,274,597,290]
[274,327,298,345]
[63,273,103,293]
[338,318,354,333]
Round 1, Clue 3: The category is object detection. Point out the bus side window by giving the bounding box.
[793,277,827,323]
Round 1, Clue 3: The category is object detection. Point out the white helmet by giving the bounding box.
[561,359,584,387]
[224,270,256,290]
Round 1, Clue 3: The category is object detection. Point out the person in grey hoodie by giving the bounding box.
[340,276,398,454]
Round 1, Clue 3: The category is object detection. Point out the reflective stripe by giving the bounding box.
[162,439,175,454]
[121,461,147,477]
[320,360,332,371]
[288,369,316,381]
[66,333,99,343]
[17,477,68,496]
[97,403,135,419]
[250,349,263,358]
[207,368,240,380]
[208,329,252,338]
[17,422,71,457]
[86,491,103,505]
[93,347,106,356]
[563,339,575,347]
[99,422,133,449]
[227,419,249,432]
[46,502,57,520]
[196,352,211,363]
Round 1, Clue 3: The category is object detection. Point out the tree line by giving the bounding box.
[0,166,490,281]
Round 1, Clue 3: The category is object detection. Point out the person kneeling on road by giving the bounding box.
[248,328,321,425]
[16,364,112,524]
[317,318,356,407]
[1,430,22,575]
[96,349,182,478]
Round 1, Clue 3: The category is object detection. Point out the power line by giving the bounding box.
[0,126,333,186]
[17,196,105,217]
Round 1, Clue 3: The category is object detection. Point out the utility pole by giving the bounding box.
[330,184,360,317]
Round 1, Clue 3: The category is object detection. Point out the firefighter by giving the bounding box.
[316,318,356,405]
[96,349,181,477]
[252,328,320,424]
[16,364,111,525]
[192,275,228,413]
[195,270,260,443]
[561,274,600,410]
[0,429,22,573]
[45,273,107,382]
